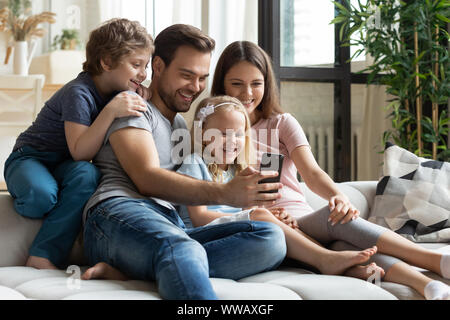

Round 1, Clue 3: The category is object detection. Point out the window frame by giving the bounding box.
[258,0,368,182]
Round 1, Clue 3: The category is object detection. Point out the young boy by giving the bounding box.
[3,18,154,270]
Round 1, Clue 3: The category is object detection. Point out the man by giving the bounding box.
[82,24,286,300]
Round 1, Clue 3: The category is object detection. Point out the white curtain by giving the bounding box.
[94,0,122,24]
[183,0,257,127]
[352,54,394,181]
[207,0,258,73]
[171,0,258,126]
[82,0,256,127]
[82,0,257,69]
[357,85,393,181]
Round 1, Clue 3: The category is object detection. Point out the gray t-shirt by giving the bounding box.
[83,100,187,223]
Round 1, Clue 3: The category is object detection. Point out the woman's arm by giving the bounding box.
[187,205,231,228]
[291,145,341,199]
[290,145,359,225]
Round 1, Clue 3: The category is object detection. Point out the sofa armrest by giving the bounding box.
[299,181,378,220]
[0,192,86,267]
[0,194,41,267]
[342,181,378,211]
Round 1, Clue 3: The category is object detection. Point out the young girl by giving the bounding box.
[176,95,381,277]
[3,18,153,270]
[210,40,450,300]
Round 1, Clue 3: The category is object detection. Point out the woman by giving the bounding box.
[210,40,450,300]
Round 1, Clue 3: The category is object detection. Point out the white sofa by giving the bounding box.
[0,181,449,300]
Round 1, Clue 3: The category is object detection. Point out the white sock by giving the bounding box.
[440,254,450,279]
[424,280,450,300]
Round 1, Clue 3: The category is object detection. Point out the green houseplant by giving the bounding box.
[51,28,81,50]
[332,0,449,161]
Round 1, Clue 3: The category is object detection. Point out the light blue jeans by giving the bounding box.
[83,197,287,300]
[4,145,101,268]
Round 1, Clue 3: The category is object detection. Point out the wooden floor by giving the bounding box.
[0,181,7,192]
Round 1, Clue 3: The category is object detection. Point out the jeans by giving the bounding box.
[83,197,287,300]
[4,146,100,268]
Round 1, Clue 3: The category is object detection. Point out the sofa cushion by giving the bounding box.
[62,290,161,300]
[0,264,398,300]
[240,269,396,300]
[369,143,450,242]
[0,265,302,300]
[0,285,27,299]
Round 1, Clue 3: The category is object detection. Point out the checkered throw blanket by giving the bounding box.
[369,143,450,242]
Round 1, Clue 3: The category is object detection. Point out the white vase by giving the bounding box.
[13,40,36,76]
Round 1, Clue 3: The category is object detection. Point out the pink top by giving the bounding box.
[251,113,314,218]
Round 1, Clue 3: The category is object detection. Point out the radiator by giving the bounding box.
[304,125,362,180]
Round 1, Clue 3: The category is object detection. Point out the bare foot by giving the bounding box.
[26,256,58,270]
[318,246,378,275]
[81,262,128,281]
[344,262,385,281]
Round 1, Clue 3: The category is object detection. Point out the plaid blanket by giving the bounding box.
[369,143,450,242]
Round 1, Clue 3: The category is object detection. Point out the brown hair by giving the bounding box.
[191,95,255,182]
[152,24,215,71]
[211,41,283,119]
[83,18,154,76]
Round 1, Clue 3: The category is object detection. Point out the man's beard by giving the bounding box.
[157,82,197,114]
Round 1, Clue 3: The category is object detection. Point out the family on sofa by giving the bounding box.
[3,18,450,300]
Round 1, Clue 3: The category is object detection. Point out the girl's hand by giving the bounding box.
[269,207,299,230]
[327,195,360,226]
[106,91,148,118]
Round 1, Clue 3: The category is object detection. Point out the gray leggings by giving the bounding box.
[296,206,402,273]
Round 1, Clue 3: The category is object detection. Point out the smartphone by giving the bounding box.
[258,153,284,193]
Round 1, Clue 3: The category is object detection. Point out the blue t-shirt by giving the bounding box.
[14,72,109,156]
[176,153,242,228]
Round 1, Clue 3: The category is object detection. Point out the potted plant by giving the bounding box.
[332,0,449,161]
[51,28,81,51]
[0,0,56,74]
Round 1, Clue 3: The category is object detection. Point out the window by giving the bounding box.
[259,0,370,181]
[281,0,335,67]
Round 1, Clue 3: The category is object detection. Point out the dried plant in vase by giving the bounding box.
[0,3,56,64]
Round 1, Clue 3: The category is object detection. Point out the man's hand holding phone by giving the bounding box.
[223,165,282,208]
[258,153,285,193]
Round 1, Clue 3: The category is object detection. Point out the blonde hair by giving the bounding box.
[191,95,255,183]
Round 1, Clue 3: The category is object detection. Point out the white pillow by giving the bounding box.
[369,143,450,242]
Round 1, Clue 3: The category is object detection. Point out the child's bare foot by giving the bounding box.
[344,262,385,281]
[318,246,378,275]
[81,262,128,281]
[25,256,58,270]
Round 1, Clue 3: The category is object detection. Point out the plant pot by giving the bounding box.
[61,39,77,50]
